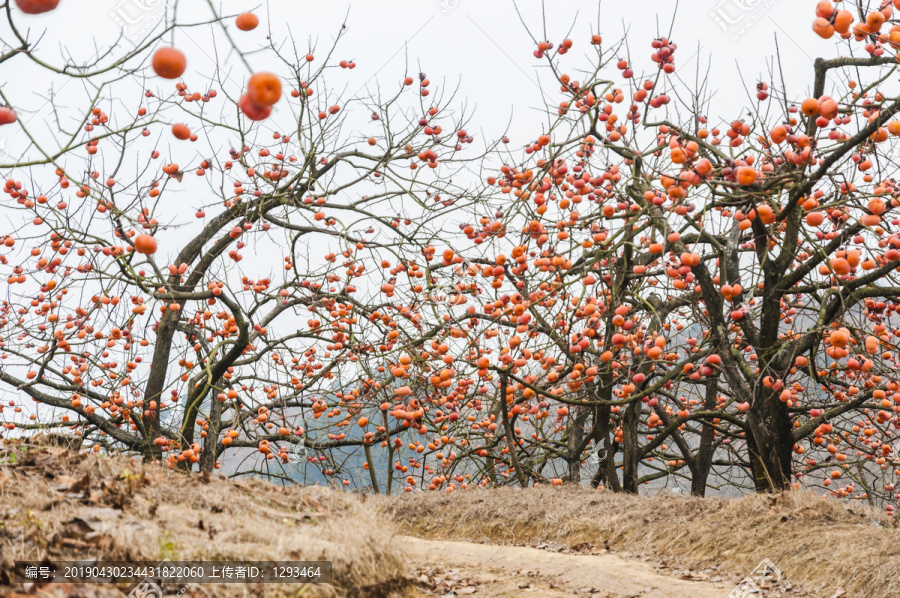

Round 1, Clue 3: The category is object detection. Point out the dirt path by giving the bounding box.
[403,536,735,598]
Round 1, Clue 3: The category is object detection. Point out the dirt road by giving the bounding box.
[404,536,735,597]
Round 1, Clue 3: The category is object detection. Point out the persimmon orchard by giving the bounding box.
[4,2,900,511]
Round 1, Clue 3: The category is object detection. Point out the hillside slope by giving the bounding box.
[379,486,900,598]
[2,444,898,597]
[0,445,410,597]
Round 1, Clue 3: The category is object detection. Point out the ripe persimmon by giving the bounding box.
[814,1,833,19]
[15,0,59,14]
[770,125,787,144]
[833,10,854,34]
[800,98,820,116]
[239,94,271,121]
[813,17,834,39]
[830,328,850,347]
[868,198,887,215]
[819,97,839,119]
[866,336,879,354]
[736,166,757,185]
[152,47,186,79]
[134,234,158,255]
[246,73,282,107]
[830,257,851,275]
[0,107,17,125]
[171,123,191,140]
[236,12,259,31]
[756,204,776,224]
[867,10,886,31]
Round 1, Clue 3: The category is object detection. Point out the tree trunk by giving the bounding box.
[199,385,223,474]
[499,373,528,488]
[142,308,180,445]
[141,442,163,463]
[383,411,394,495]
[363,443,379,493]
[746,393,794,492]
[590,378,621,491]
[691,379,718,496]
[565,407,587,483]
[621,399,641,493]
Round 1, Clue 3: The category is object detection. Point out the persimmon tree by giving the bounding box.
[6,0,900,511]
[387,0,900,505]
[0,1,494,486]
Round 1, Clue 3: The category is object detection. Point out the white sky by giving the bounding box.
[5,1,889,494]
[0,0,833,303]
[2,0,824,161]
[0,0,834,424]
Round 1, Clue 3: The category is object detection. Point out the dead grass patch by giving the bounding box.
[0,441,413,597]
[376,486,900,598]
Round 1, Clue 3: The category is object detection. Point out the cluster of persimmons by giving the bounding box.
[3,1,900,508]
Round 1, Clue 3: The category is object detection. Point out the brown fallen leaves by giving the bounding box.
[0,443,413,597]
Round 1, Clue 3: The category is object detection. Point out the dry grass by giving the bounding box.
[0,442,413,598]
[377,485,900,598]
[6,439,897,598]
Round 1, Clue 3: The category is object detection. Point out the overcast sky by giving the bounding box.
[2,0,826,158]
[0,0,839,416]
